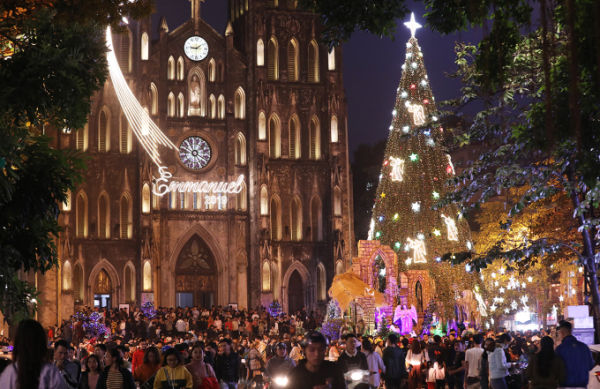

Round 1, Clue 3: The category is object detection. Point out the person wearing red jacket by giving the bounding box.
[131,340,147,374]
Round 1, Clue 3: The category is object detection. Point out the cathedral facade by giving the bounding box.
[40,0,354,325]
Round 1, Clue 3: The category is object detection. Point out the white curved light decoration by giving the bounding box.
[105,27,177,167]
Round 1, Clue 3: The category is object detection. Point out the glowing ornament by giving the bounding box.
[491,272,496,278]
[389,125,393,131]
[432,115,438,121]
[527,276,533,283]
[500,267,506,275]
[423,99,429,105]
[401,91,408,98]
[393,213,399,220]
[402,125,410,133]
[494,281,499,287]
[511,301,518,310]
[466,241,473,250]
[411,202,421,212]
[410,84,417,89]
[499,287,505,293]
[394,241,401,250]
[465,264,471,272]
[406,52,412,58]
[378,215,384,222]
[406,236,427,264]
[432,191,440,199]
[411,62,418,69]
[420,79,427,86]
[404,12,422,37]
[392,109,397,116]
[435,256,441,262]
[375,231,382,238]
[409,153,419,161]
[389,157,405,182]
[417,233,425,240]
[380,192,386,198]
[440,214,459,241]
[401,64,406,70]
[406,102,426,125]
[427,138,435,146]
[432,229,441,237]
[504,308,510,314]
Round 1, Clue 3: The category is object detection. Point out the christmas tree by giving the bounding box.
[368,14,475,318]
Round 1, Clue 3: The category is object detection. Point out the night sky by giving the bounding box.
[153,0,483,159]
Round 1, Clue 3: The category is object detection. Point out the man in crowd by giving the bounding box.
[215,338,240,388]
[54,339,80,389]
[288,331,345,389]
[465,333,484,389]
[382,333,406,389]
[265,342,296,380]
[555,320,594,388]
[338,333,369,389]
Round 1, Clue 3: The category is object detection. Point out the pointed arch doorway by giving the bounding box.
[288,270,304,314]
[175,235,217,308]
[94,269,113,308]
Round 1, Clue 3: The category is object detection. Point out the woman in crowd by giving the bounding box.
[153,348,193,389]
[0,319,67,389]
[406,338,428,389]
[97,348,136,389]
[133,346,161,388]
[79,354,102,389]
[185,343,218,389]
[526,336,565,389]
[363,339,385,389]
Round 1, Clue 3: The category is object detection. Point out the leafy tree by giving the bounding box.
[0,1,150,324]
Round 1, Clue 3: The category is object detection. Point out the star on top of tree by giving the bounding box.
[404,12,422,38]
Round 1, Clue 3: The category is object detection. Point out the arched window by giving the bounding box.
[124,264,135,302]
[98,108,110,152]
[217,95,225,119]
[177,93,185,117]
[256,39,264,66]
[289,114,300,159]
[328,47,336,70]
[209,94,216,118]
[142,183,151,214]
[330,115,339,143]
[267,37,279,80]
[336,260,344,275]
[333,186,342,216]
[287,38,299,81]
[98,192,110,239]
[208,59,216,82]
[119,112,131,153]
[310,196,322,241]
[76,191,88,237]
[62,260,72,291]
[258,111,267,140]
[76,123,89,151]
[260,186,268,215]
[120,193,132,239]
[150,83,158,115]
[62,190,72,211]
[143,261,152,291]
[317,263,326,300]
[290,196,302,240]
[141,32,149,60]
[235,133,247,165]
[167,56,175,80]
[169,192,176,209]
[73,263,84,302]
[236,182,247,211]
[262,261,271,291]
[399,273,408,289]
[309,116,321,160]
[308,40,319,82]
[167,92,175,117]
[268,114,281,158]
[188,69,206,116]
[119,28,132,73]
[174,57,183,80]
[234,87,246,119]
[416,281,423,312]
[270,197,281,240]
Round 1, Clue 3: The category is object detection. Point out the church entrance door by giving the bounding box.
[288,270,304,314]
[175,235,217,308]
[93,269,112,308]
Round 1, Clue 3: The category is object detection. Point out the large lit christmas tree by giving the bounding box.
[368,14,475,319]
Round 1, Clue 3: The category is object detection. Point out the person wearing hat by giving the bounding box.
[265,342,296,379]
[555,320,594,388]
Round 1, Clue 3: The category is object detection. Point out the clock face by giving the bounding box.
[179,136,211,170]
[184,36,209,61]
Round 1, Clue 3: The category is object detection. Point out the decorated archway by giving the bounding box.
[175,235,218,308]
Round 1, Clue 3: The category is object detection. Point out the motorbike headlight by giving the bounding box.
[349,370,364,381]
[273,376,289,387]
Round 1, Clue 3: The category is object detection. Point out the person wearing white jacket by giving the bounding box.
[488,334,513,389]
[363,339,385,389]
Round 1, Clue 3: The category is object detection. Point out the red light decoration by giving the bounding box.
[410,84,416,90]
[383,159,389,166]
[423,98,429,104]
[446,165,453,174]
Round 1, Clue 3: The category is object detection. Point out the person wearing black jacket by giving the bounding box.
[337,333,369,389]
[214,339,240,388]
[289,332,346,389]
[97,348,136,389]
[382,333,407,389]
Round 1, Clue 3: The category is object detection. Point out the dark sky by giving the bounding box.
[153,0,483,158]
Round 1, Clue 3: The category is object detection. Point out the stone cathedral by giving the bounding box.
[38,0,354,325]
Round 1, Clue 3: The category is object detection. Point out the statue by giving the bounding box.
[393,304,418,335]
[189,74,202,116]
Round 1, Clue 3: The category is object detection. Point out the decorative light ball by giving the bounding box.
[406,52,413,58]
[388,125,393,131]
[394,242,401,249]
[446,165,453,174]
[402,125,410,133]
[375,231,382,238]
[410,84,417,90]
[423,98,429,104]
[435,256,441,262]
[427,138,435,146]
[393,213,399,220]
[401,64,406,70]
[417,233,425,240]
[411,62,417,68]
[420,79,427,86]
[401,91,408,98]
[378,215,384,222]
[432,115,438,121]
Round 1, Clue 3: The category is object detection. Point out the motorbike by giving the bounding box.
[343,369,370,389]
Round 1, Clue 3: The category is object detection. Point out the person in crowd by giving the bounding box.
[526,336,565,389]
[185,342,218,389]
[465,334,485,389]
[97,348,136,389]
[382,333,407,389]
[481,338,495,389]
[79,354,102,389]
[488,334,513,389]
[0,319,67,389]
[133,346,161,388]
[363,339,385,389]
[153,348,193,389]
[131,341,147,374]
[214,338,240,388]
[265,342,296,379]
[55,339,81,389]
[95,344,107,370]
[288,331,345,389]
[447,340,466,389]
[406,337,428,389]
[555,320,594,388]
[247,338,265,382]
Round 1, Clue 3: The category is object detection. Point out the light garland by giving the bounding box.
[406,236,427,264]
[389,157,405,181]
[441,214,459,241]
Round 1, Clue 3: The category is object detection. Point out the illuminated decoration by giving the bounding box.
[406,236,427,264]
[394,241,401,249]
[380,192,386,198]
[446,154,455,175]
[411,202,421,212]
[432,229,441,236]
[499,287,505,293]
[393,213,399,220]
[527,276,533,282]
[375,231,382,238]
[440,214,459,241]
[179,136,211,169]
[432,191,440,199]
[389,157,405,181]
[409,153,419,162]
[406,102,426,125]
[402,125,410,133]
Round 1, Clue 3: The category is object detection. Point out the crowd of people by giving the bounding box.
[0,304,598,389]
